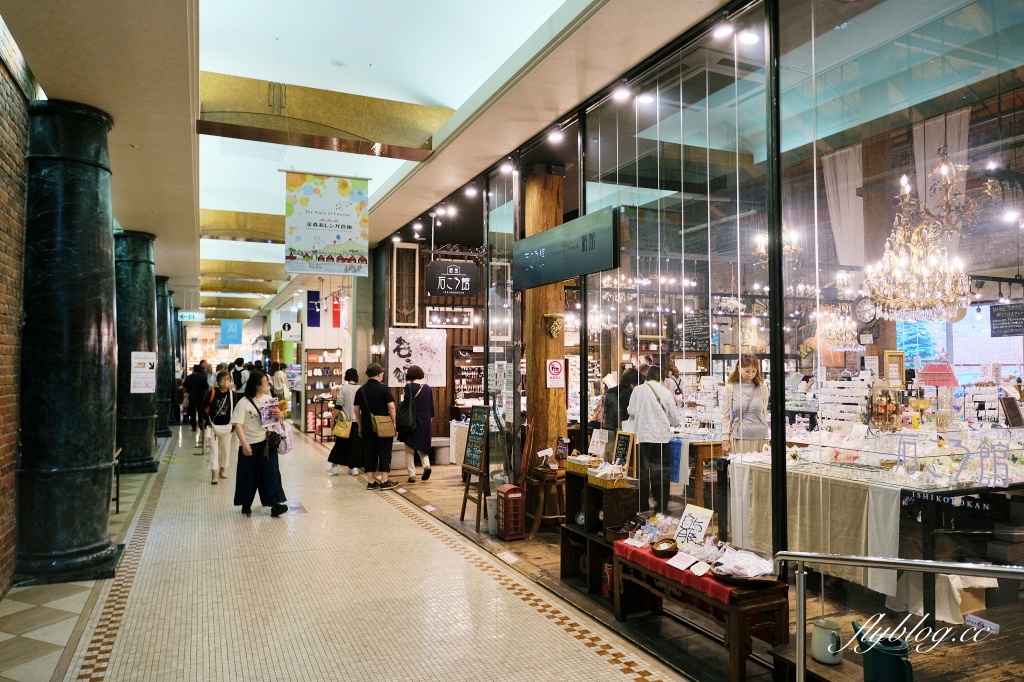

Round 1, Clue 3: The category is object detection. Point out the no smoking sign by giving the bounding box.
[546,359,565,389]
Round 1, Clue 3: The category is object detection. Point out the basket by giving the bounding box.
[567,455,601,475]
[587,467,638,489]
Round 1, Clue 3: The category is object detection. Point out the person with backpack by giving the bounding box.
[205,370,237,484]
[231,358,248,391]
[397,365,434,483]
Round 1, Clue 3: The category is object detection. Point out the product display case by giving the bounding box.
[303,349,345,433]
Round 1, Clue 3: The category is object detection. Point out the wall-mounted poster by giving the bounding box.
[387,328,447,388]
[284,173,369,276]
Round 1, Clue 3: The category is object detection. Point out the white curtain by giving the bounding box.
[822,144,865,267]
[913,107,971,258]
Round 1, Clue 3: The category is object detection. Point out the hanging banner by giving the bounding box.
[306,290,320,328]
[284,173,369,276]
[387,328,447,388]
[221,319,243,345]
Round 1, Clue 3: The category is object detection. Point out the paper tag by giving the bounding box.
[690,561,712,576]
[624,538,647,548]
[666,552,697,571]
[423,504,436,512]
[396,488,407,494]
[537,447,554,461]
[499,552,519,564]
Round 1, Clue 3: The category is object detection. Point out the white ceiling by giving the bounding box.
[199,0,574,109]
[199,134,407,216]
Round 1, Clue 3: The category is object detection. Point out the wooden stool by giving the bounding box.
[526,466,565,539]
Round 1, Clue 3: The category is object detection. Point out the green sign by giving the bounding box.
[512,206,618,290]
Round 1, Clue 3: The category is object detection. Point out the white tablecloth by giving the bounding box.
[728,460,900,595]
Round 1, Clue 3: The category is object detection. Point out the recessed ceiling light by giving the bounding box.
[330,59,346,68]
[413,221,423,230]
[637,93,655,104]
[612,86,631,101]
[392,236,401,242]
[712,23,734,39]
[447,205,457,216]
[548,129,565,143]
[436,206,446,216]
[500,161,514,174]
[465,185,478,197]
[738,30,759,44]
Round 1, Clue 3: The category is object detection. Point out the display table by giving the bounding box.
[613,541,789,682]
[728,459,900,595]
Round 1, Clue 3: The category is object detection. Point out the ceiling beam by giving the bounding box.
[201,208,284,243]
[200,296,266,310]
[200,278,281,296]
[201,309,254,320]
[200,259,288,282]
[199,71,452,156]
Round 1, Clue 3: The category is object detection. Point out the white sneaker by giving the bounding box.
[348,467,360,476]
[327,465,340,476]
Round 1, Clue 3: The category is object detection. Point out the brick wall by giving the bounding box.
[0,13,30,597]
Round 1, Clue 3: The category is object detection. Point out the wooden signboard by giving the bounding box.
[612,430,636,477]
[460,405,490,532]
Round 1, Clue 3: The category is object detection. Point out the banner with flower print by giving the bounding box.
[284,173,369,276]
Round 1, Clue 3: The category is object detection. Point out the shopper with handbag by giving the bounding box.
[720,355,769,456]
[353,362,397,491]
[397,365,434,483]
[627,366,681,513]
[205,370,238,484]
[327,368,363,476]
[231,370,288,517]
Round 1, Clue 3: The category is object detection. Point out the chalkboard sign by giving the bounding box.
[612,430,635,475]
[990,303,1024,338]
[463,405,489,472]
[678,313,710,352]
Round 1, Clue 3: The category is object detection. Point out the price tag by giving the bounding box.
[624,538,646,548]
[667,552,697,571]
[690,560,712,576]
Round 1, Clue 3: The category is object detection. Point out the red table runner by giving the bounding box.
[614,540,738,604]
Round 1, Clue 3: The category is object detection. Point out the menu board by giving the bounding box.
[613,430,635,467]
[990,303,1024,338]
[678,313,710,352]
[463,405,489,472]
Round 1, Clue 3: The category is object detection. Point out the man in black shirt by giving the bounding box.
[182,365,209,432]
[354,362,397,490]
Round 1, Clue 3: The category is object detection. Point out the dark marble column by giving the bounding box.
[154,276,172,436]
[16,100,119,581]
[114,231,159,472]
[166,292,180,424]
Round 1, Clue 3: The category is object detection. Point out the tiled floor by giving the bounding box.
[2,427,689,682]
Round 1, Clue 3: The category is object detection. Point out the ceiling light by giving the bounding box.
[637,93,655,104]
[500,161,514,174]
[465,185,478,197]
[548,129,565,143]
[330,59,346,68]
[712,23,734,39]
[413,221,422,231]
[392,236,401,242]
[738,30,759,44]
[447,204,457,216]
[975,305,983,320]
[436,206,446,216]
[1005,210,1020,223]
[436,220,442,226]
[612,86,631,101]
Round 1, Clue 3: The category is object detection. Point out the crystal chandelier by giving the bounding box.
[861,175,970,322]
[819,305,864,351]
[754,224,802,262]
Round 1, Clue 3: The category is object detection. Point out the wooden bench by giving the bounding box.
[768,643,863,681]
[613,541,789,682]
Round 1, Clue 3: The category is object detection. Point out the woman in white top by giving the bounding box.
[231,370,288,517]
[269,362,289,399]
[327,369,363,476]
[205,370,237,484]
[720,355,770,456]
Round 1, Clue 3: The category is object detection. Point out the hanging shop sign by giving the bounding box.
[177,310,205,322]
[425,260,481,296]
[512,206,618,290]
[990,303,1024,337]
[387,328,447,388]
[221,319,243,345]
[284,173,369,276]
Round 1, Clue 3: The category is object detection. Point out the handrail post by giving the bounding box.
[795,560,806,682]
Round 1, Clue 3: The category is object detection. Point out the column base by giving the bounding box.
[154,426,172,437]
[13,544,124,587]
[120,458,159,474]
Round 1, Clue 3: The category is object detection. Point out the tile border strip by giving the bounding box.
[376,490,669,682]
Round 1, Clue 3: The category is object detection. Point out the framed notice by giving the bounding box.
[884,350,905,387]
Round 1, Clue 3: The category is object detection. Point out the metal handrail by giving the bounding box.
[774,551,1024,682]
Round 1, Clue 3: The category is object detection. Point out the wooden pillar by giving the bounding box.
[524,173,566,465]
[861,128,897,363]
